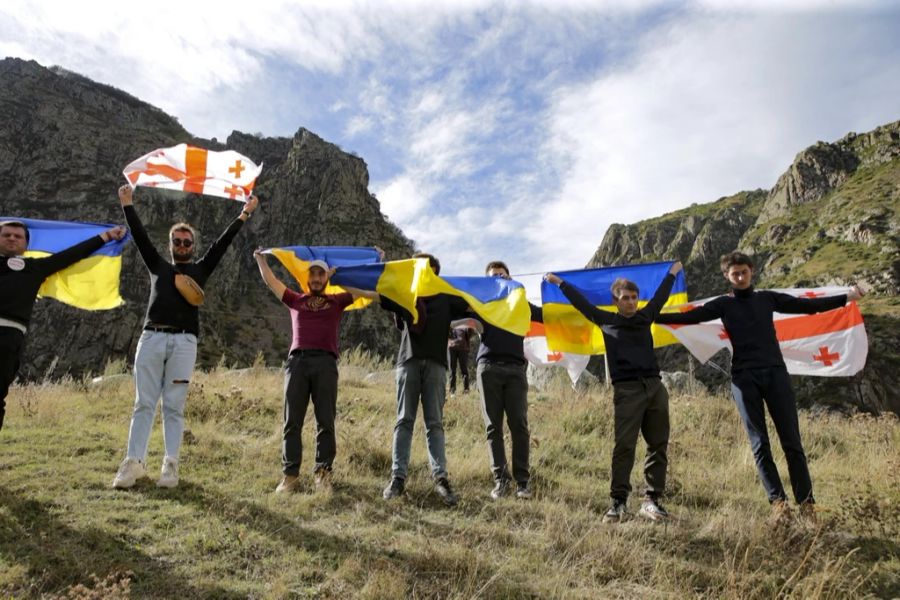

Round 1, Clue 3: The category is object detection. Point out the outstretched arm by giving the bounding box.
[771,285,863,314]
[254,249,287,300]
[544,273,616,326]
[329,268,380,301]
[37,225,127,277]
[199,195,258,273]
[655,300,722,325]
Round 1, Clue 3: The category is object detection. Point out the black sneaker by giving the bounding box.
[639,496,670,521]
[515,482,532,500]
[603,499,628,523]
[434,477,459,507]
[382,477,405,500]
[490,478,511,500]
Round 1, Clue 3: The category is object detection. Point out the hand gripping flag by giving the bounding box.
[3,217,129,310]
[330,259,532,336]
[541,261,688,354]
[659,287,867,376]
[263,246,382,310]
[523,321,590,385]
[123,144,262,201]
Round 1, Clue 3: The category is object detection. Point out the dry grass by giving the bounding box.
[0,355,897,599]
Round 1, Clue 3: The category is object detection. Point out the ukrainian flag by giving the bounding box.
[541,261,688,354]
[4,216,130,310]
[330,258,531,336]
[264,246,382,310]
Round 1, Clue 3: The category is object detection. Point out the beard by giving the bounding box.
[171,248,194,262]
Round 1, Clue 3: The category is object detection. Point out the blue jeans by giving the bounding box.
[126,330,197,463]
[731,367,813,504]
[391,359,448,480]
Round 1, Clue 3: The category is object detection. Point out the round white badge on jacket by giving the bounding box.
[6,257,25,271]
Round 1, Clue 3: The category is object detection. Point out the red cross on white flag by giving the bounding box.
[123,144,263,202]
[659,287,867,377]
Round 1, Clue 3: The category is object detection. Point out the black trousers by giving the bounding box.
[610,377,670,502]
[448,348,469,392]
[0,327,25,431]
[731,367,813,504]
[282,351,338,476]
[476,361,530,485]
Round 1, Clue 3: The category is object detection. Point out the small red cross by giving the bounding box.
[224,185,242,199]
[228,160,245,179]
[718,327,730,340]
[547,351,562,363]
[813,346,840,366]
[802,291,824,298]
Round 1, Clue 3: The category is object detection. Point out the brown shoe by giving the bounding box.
[798,501,817,524]
[314,469,333,492]
[275,474,300,493]
[769,499,792,527]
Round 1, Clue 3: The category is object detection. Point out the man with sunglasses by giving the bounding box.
[112,184,258,489]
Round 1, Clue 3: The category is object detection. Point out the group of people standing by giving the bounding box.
[0,188,862,524]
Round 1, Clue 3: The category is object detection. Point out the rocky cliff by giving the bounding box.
[589,121,900,415]
[0,58,415,379]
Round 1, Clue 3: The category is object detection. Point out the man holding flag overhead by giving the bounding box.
[253,246,381,494]
[655,252,863,523]
[112,185,258,490]
[544,261,683,523]
[0,219,126,431]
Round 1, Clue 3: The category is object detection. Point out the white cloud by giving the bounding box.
[374,175,434,224]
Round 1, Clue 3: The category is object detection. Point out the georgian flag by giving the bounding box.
[524,321,591,385]
[660,287,867,377]
[123,144,262,202]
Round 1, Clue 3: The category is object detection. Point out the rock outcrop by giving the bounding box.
[588,120,900,415]
[0,58,415,379]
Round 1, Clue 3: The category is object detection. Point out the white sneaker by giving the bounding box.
[157,457,179,488]
[112,458,146,489]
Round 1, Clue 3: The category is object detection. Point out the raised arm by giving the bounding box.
[770,287,861,314]
[636,262,682,322]
[36,226,127,277]
[544,273,616,326]
[254,249,287,300]
[120,184,161,270]
[198,195,258,274]
[529,302,544,324]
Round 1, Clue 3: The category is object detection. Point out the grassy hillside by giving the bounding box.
[1,354,898,599]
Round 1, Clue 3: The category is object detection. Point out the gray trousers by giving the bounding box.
[476,361,530,485]
[610,376,669,501]
[391,358,449,481]
[282,351,338,476]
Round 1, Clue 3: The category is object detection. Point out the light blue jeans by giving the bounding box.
[125,330,197,463]
[391,358,449,481]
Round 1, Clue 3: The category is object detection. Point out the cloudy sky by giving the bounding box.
[1,0,898,296]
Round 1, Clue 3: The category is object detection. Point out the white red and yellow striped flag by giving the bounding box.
[523,321,591,385]
[660,287,867,377]
[123,144,262,202]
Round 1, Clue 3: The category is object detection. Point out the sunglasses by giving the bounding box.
[171,238,194,248]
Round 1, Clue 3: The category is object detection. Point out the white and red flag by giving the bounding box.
[523,321,591,385]
[123,144,262,202]
[660,287,867,377]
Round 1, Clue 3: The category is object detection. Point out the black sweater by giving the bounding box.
[124,205,243,335]
[559,274,675,383]
[475,303,543,366]
[655,286,847,372]
[0,235,106,329]
[381,294,469,368]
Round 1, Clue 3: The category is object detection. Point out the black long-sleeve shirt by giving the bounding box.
[475,303,543,366]
[123,205,243,335]
[0,235,106,330]
[559,273,675,383]
[654,286,847,372]
[381,294,469,368]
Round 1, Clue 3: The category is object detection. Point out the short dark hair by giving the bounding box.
[484,260,510,276]
[720,251,753,274]
[610,278,639,300]
[0,220,29,243]
[413,252,440,275]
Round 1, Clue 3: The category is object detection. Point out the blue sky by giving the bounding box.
[2,0,899,298]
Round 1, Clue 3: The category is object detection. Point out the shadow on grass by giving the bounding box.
[0,486,244,599]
